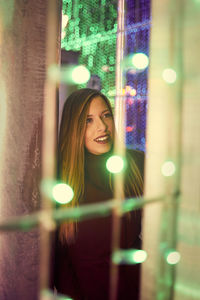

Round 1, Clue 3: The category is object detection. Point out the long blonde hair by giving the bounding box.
[58,88,113,243]
[58,88,143,243]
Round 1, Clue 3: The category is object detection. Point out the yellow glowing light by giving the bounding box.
[166,251,181,265]
[130,88,137,96]
[161,161,176,177]
[162,68,177,83]
[112,249,147,264]
[52,183,74,204]
[126,85,131,92]
[122,88,126,95]
[71,65,91,84]
[106,155,124,173]
[132,53,149,70]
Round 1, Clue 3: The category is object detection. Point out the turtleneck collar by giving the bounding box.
[84,148,113,190]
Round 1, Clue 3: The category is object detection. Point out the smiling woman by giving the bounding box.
[84,96,114,155]
[53,88,144,300]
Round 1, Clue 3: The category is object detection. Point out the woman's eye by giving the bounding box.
[103,113,112,118]
[86,118,93,124]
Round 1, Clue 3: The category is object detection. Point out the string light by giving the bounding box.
[106,155,124,173]
[52,183,74,204]
[112,249,147,264]
[165,250,181,265]
[162,68,177,84]
[48,64,91,85]
[131,52,149,70]
[71,65,91,84]
[40,179,74,204]
[161,161,176,177]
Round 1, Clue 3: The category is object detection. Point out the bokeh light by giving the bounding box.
[162,68,177,83]
[161,161,176,177]
[112,249,147,264]
[41,179,74,204]
[71,65,91,84]
[41,289,73,300]
[166,251,181,265]
[132,250,148,263]
[106,155,124,173]
[48,64,61,82]
[52,183,74,204]
[48,64,91,85]
[131,52,149,70]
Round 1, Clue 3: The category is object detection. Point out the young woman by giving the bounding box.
[54,88,144,300]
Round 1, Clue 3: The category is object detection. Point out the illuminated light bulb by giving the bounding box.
[125,85,131,92]
[126,126,134,132]
[166,251,181,265]
[71,65,91,84]
[112,249,147,264]
[132,53,149,70]
[132,250,148,263]
[162,68,177,83]
[122,88,126,95]
[106,155,124,173]
[130,88,137,96]
[127,98,134,105]
[52,183,74,204]
[161,161,176,177]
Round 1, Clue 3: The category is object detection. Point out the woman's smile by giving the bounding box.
[84,96,114,155]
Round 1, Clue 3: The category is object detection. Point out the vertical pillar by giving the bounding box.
[174,0,200,299]
[141,0,183,299]
[0,1,61,299]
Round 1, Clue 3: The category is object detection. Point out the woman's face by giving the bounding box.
[84,96,114,155]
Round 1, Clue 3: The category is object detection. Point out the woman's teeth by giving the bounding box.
[95,136,108,142]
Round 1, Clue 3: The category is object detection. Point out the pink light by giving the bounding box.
[126,126,134,132]
[127,98,134,105]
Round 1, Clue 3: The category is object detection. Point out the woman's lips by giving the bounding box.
[94,135,110,144]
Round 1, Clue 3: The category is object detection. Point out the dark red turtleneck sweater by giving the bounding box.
[54,149,144,300]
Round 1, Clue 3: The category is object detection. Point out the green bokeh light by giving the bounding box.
[52,183,74,204]
[106,155,124,173]
[71,65,90,84]
[131,52,149,70]
[165,250,181,265]
[40,179,74,204]
[162,68,177,84]
[48,64,90,85]
[112,249,147,265]
[161,161,176,177]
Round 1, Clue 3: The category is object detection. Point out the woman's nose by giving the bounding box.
[96,118,107,131]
